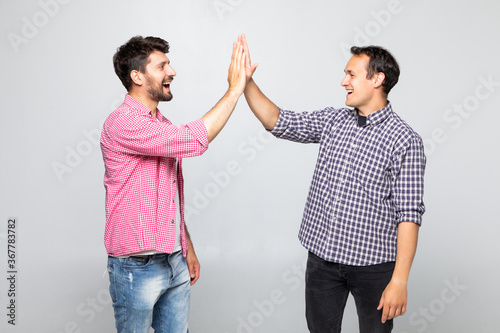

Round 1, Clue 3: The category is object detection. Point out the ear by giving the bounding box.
[373,72,385,88]
[130,70,144,86]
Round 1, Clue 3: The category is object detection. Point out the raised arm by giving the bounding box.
[240,34,280,131]
[201,38,247,142]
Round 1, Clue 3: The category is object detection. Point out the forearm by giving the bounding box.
[244,78,280,130]
[378,221,419,322]
[201,88,242,142]
[185,225,194,250]
[184,225,200,284]
[392,221,419,284]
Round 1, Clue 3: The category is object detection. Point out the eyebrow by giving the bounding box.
[157,60,169,67]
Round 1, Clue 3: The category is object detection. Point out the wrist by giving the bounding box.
[390,273,409,285]
[226,86,243,99]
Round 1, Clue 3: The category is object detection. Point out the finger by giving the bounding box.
[377,296,384,311]
[388,307,396,321]
[236,42,243,63]
[190,264,200,285]
[231,41,238,64]
[243,51,249,69]
[381,306,390,323]
[389,304,401,321]
[393,304,405,319]
[231,44,241,75]
[241,34,251,65]
[241,33,248,51]
[236,44,245,73]
[228,42,238,78]
[188,262,195,278]
[238,44,245,67]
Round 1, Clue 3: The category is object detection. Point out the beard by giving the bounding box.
[145,75,173,102]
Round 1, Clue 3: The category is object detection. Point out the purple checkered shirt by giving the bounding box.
[271,103,425,266]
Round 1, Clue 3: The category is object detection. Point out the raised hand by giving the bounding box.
[239,34,258,82]
[227,38,247,95]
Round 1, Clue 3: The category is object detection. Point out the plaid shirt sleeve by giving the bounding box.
[391,136,426,225]
[271,107,339,143]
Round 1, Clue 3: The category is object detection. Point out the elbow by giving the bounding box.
[262,108,280,131]
[264,114,279,130]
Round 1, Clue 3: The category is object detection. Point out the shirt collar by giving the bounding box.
[352,102,393,127]
[124,94,164,121]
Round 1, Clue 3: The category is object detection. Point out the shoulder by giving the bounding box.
[317,106,351,117]
[385,111,424,154]
[104,102,148,129]
[385,110,421,139]
[308,106,353,124]
[280,106,349,116]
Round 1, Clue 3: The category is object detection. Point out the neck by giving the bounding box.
[129,90,159,117]
[357,98,388,117]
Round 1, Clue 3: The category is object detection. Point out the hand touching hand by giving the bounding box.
[227,38,247,95]
[239,34,258,82]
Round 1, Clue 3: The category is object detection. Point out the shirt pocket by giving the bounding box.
[351,145,392,201]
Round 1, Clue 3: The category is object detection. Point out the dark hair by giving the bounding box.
[350,46,400,95]
[113,36,170,91]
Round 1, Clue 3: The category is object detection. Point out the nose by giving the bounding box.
[165,64,176,77]
[340,75,349,87]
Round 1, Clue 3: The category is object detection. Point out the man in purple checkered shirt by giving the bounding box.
[240,35,425,332]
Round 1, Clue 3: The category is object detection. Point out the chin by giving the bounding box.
[162,93,173,102]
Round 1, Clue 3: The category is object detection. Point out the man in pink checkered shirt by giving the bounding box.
[101,35,248,333]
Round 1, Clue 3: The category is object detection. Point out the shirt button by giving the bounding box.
[173,180,176,184]
[171,220,175,223]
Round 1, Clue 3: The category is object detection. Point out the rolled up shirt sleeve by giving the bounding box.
[271,107,339,144]
[391,136,426,225]
[104,112,209,158]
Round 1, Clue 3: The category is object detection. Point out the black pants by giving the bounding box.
[306,252,395,333]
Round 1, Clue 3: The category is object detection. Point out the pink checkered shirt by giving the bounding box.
[100,95,209,257]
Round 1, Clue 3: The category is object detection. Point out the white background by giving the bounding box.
[1,0,499,332]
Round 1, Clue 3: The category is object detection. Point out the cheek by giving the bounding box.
[355,81,370,93]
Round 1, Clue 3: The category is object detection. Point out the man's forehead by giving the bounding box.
[345,54,369,72]
[147,51,169,65]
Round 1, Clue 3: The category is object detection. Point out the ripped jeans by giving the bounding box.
[107,251,190,333]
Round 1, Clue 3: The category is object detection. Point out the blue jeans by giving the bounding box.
[107,251,191,333]
[305,252,394,333]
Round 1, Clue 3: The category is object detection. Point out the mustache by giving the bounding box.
[162,77,174,85]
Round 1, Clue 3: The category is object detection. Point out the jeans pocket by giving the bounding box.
[121,256,152,268]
